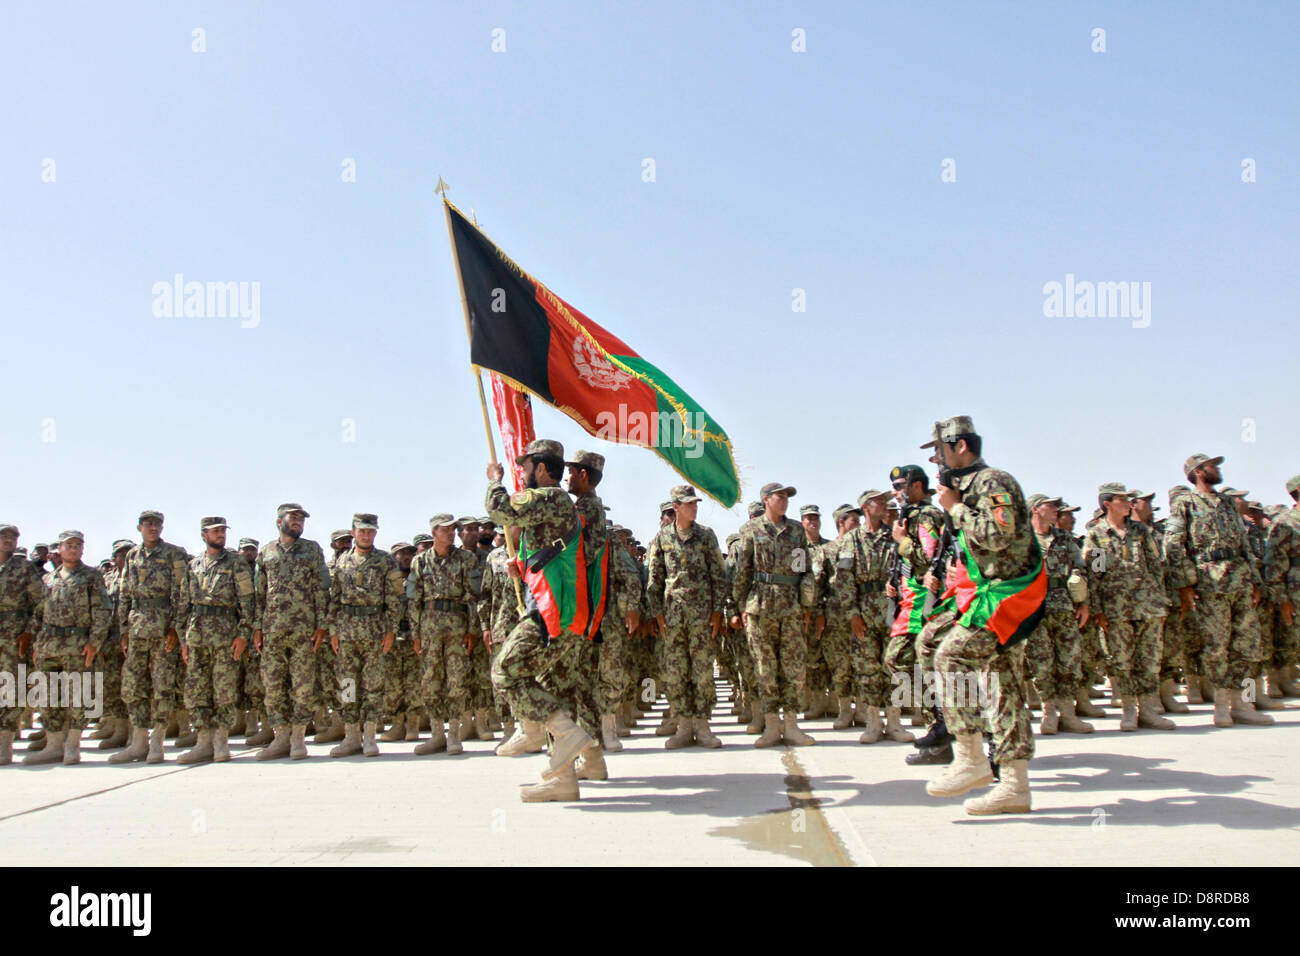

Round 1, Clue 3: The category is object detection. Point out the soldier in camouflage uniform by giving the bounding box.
[408,514,480,756]
[326,513,403,758]
[834,491,912,743]
[1264,477,1300,698]
[920,417,1037,815]
[1128,490,1189,714]
[799,504,837,720]
[24,530,111,765]
[88,539,133,749]
[646,484,728,749]
[479,528,526,746]
[380,542,421,742]
[810,502,860,733]
[1164,455,1271,727]
[174,517,255,763]
[254,503,331,760]
[598,524,642,749]
[114,510,188,764]
[0,523,44,764]
[1228,493,1284,711]
[236,538,272,746]
[313,529,354,744]
[455,517,494,741]
[486,439,595,802]
[1024,494,1095,734]
[734,481,816,747]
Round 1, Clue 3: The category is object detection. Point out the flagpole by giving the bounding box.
[438,178,526,614]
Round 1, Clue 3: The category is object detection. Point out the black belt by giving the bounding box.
[755,572,799,586]
[428,599,468,614]
[339,604,383,617]
[1047,576,1068,590]
[524,520,582,573]
[193,604,238,618]
[46,624,90,638]
[1196,548,1239,563]
[135,596,172,609]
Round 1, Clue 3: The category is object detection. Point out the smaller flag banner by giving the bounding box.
[488,372,536,493]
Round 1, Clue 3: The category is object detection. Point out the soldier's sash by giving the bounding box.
[930,532,1046,649]
[889,574,929,638]
[583,523,609,641]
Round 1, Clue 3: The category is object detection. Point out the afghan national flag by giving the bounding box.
[889,573,929,638]
[582,524,609,641]
[518,519,590,641]
[929,532,1047,649]
[446,200,740,506]
[488,372,536,493]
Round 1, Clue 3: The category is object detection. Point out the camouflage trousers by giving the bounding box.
[662,604,716,719]
[745,610,806,714]
[850,607,891,708]
[885,626,933,726]
[316,642,337,712]
[94,632,127,720]
[1079,621,1106,686]
[804,629,828,704]
[728,629,757,708]
[241,649,264,712]
[183,639,243,730]
[551,636,600,740]
[1194,577,1262,689]
[491,614,576,724]
[487,633,512,718]
[932,616,1033,764]
[261,630,320,727]
[1103,617,1164,697]
[418,611,472,720]
[335,639,387,724]
[1270,608,1300,669]
[1160,605,1192,679]
[0,636,24,731]
[32,641,90,733]
[597,617,629,713]
[122,608,182,727]
[1025,606,1084,701]
[382,637,420,720]
[820,614,854,700]
[466,638,493,711]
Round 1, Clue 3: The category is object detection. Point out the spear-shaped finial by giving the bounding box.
[435,175,450,199]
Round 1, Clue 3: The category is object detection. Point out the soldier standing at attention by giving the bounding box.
[89,539,133,750]
[237,538,272,746]
[314,530,353,744]
[646,484,728,749]
[326,514,402,758]
[734,481,816,747]
[454,517,492,740]
[0,523,43,764]
[175,517,255,763]
[254,504,330,761]
[479,528,530,749]
[921,416,1040,815]
[114,510,188,764]
[799,504,834,721]
[1164,454,1271,727]
[596,524,642,751]
[408,514,480,756]
[380,542,421,742]
[1263,477,1300,698]
[485,439,594,803]
[24,531,110,766]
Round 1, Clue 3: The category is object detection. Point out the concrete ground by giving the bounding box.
[2,688,1296,866]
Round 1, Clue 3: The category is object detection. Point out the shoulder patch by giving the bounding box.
[989,492,1014,507]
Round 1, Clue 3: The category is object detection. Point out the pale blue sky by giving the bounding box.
[2,1,1296,557]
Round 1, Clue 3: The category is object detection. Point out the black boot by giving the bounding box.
[912,712,954,750]
[905,741,954,765]
[985,732,1000,780]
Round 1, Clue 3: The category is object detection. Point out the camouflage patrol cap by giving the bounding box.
[515,438,564,465]
[920,415,978,449]
[659,501,676,514]
[1026,494,1062,511]
[200,516,229,531]
[1168,484,1192,502]
[832,504,860,524]
[760,481,796,498]
[0,523,17,535]
[329,529,353,543]
[98,560,113,570]
[429,513,457,528]
[1097,482,1128,496]
[57,530,85,543]
[276,502,310,518]
[565,450,605,473]
[454,516,478,529]
[857,489,889,507]
[494,525,505,534]
[1057,501,1080,513]
[352,513,379,530]
[14,547,26,556]
[390,541,415,554]
[112,539,135,554]
[671,484,703,504]
[412,533,434,545]
[1287,475,1300,495]
[798,504,820,517]
[1219,487,1249,498]
[237,537,259,550]
[1246,500,1264,513]
[1183,453,1223,478]
[477,516,492,526]
[747,501,763,518]
[1126,489,1156,502]
[886,499,900,511]
[137,509,164,523]
[32,543,47,552]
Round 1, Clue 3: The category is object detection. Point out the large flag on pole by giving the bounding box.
[488,372,536,493]
[445,200,741,507]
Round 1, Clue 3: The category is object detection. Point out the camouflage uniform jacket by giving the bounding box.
[479,544,524,638]
[573,491,608,571]
[31,562,112,650]
[734,516,815,618]
[1264,508,1300,607]
[1082,518,1167,621]
[1164,487,1262,590]
[609,544,644,621]
[645,521,727,619]
[831,523,893,622]
[485,480,580,560]
[177,548,256,644]
[407,547,480,634]
[896,502,945,573]
[944,459,1035,581]
[117,539,189,631]
[0,552,43,638]
[1035,525,1087,614]
[327,547,405,637]
[254,537,330,634]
